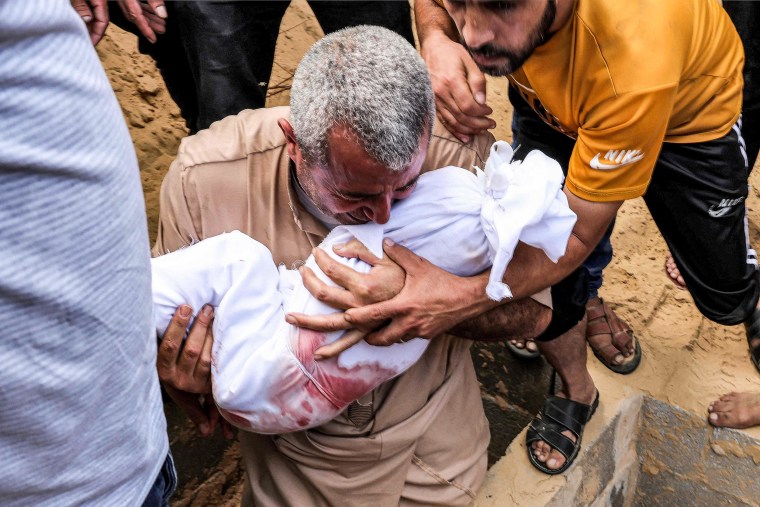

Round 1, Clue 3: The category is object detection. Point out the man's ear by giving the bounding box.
[278,118,299,160]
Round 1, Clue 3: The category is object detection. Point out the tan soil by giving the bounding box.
[97,1,760,504]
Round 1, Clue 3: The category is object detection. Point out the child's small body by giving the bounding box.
[151,143,575,434]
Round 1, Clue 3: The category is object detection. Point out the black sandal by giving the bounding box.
[745,307,760,373]
[525,389,599,475]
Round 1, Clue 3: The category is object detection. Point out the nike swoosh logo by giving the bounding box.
[708,206,732,218]
[590,150,645,170]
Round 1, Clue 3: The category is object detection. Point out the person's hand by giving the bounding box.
[300,239,406,310]
[346,238,488,345]
[117,0,168,43]
[70,0,109,45]
[157,304,234,437]
[157,304,214,394]
[420,31,495,143]
[286,239,404,359]
[288,239,487,354]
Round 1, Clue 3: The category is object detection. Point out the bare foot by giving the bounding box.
[708,392,760,429]
[664,254,687,290]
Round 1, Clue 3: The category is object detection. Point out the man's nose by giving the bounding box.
[368,194,392,225]
[460,8,497,49]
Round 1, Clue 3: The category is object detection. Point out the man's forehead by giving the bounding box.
[325,127,425,177]
[331,163,421,197]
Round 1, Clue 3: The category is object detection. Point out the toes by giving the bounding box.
[708,407,737,428]
[590,341,625,365]
[711,400,732,413]
[610,329,634,355]
[708,411,724,426]
[545,449,566,470]
[526,340,538,353]
[665,254,687,289]
[707,397,737,428]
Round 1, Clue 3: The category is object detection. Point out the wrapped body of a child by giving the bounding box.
[151,142,575,433]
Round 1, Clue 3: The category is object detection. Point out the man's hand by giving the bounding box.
[157,304,213,393]
[157,304,234,437]
[286,239,404,359]
[117,0,167,43]
[421,31,495,143]
[300,239,405,310]
[286,238,406,332]
[71,0,109,45]
[344,239,491,345]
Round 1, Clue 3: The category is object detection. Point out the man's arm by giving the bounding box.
[415,0,493,143]
[449,297,552,343]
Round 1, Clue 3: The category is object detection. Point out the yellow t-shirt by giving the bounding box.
[508,0,744,202]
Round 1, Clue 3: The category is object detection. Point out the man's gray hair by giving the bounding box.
[290,25,435,172]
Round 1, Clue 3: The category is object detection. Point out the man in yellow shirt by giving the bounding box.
[320,0,756,475]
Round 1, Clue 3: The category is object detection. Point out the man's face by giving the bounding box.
[297,126,426,226]
[444,0,557,76]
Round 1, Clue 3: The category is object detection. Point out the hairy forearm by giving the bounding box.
[414,0,459,46]
[450,296,551,342]
[450,232,594,317]
[445,225,605,340]
[502,234,592,299]
[482,194,622,303]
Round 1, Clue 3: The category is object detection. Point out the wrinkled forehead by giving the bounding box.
[323,124,428,176]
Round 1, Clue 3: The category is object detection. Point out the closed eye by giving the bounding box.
[396,177,419,193]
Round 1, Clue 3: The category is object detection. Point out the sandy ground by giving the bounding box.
[98,1,760,503]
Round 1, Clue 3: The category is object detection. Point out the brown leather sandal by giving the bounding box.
[585,297,641,374]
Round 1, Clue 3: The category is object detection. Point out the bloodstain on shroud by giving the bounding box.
[219,328,402,434]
